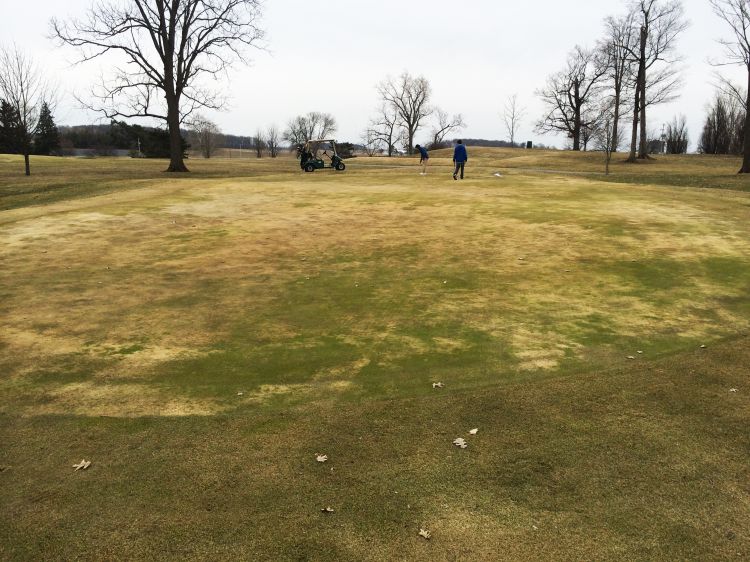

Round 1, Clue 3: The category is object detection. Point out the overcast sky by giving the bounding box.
[0,0,741,150]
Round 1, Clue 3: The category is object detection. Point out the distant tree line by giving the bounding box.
[56,121,187,158]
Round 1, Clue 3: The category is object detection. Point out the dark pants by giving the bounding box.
[453,161,465,179]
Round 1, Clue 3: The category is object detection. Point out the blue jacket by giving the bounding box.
[453,144,468,163]
[417,146,429,159]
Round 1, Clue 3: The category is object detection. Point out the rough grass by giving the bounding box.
[1,150,749,560]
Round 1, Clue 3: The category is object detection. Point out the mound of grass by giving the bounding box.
[1,152,749,559]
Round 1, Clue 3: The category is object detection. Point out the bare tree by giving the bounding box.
[266,125,279,157]
[601,12,638,152]
[51,0,264,172]
[595,111,617,175]
[367,103,400,156]
[623,0,688,161]
[502,94,526,146]
[431,108,465,147]
[709,0,750,172]
[536,46,609,151]
[0,45,54,176]
[283,112,337,146]
[254,128,265,158]
[189,114,220,158]
[377,72,432,154]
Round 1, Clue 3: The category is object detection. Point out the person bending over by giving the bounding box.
[415,144,429,175]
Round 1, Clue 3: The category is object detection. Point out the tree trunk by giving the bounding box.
[637,26,650,160]
[165,96,188,172]
[572,82,582,151]
[612,89,621,153]
[24,152,30,176]
[740,69,750,173]
[627,63,642,163]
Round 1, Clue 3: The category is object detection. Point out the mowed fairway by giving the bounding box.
[1,151,749,560]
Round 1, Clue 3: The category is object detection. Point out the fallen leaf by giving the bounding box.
[432,382,445,389]
[469,428,479,435]
[627,356,636,360]
[237,392,244,396]
[316,454,328,463]
[453,438,468,449]
[321,506,335,513]
[729,388,738,393]
[637,351,643,354]
[418,528,432,540]
[700,345,707,349]
[72,460,91,471]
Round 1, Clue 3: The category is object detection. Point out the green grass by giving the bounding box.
[1,150,750,560]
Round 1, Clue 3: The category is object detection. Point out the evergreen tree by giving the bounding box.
[0,99,23,154]
[33,102,60,155]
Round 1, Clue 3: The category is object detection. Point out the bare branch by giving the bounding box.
[431,107,465,147]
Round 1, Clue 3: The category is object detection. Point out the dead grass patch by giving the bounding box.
[29,381,223,417]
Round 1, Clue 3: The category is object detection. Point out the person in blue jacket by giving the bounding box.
[415,144,429,175]
[453,140,468,180]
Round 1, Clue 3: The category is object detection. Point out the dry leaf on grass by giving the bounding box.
[72,460,91,471]
[316,454,328,463]
[418,528,432,540]
[320,506,335,513]
[469,428,478,435]
[432,382,445,389]
[627,356,636,360]
[729,388,738,393]
[453,438,468,449]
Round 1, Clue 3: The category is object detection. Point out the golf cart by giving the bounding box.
[298,139,346,173]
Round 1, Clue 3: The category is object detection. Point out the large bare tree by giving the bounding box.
[377,72,432,154]
[502,94,526,146]
[709,0,750,172]
[536,46,609,151]
[0,46,54,176]
[623,0,688,161]
[430,108,465,147]
[601,12,638,152]
[51,0,264,172]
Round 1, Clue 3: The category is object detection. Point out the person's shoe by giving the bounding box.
[453,174,457,180]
